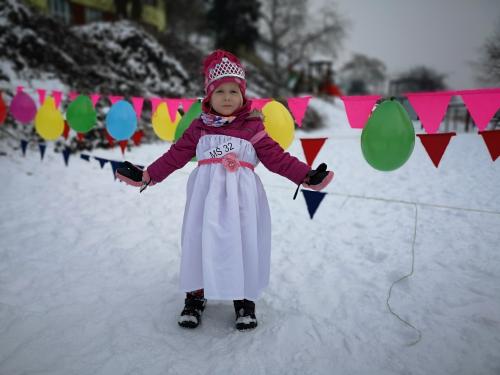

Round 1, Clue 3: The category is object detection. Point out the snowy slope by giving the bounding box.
[0,0,192,99]
[1,99,500,375]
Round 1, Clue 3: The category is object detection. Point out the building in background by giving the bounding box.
[24,0,166,31]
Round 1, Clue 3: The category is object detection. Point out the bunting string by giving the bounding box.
[386,203,421,346]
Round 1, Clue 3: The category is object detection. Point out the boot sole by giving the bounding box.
[178,320,200,329]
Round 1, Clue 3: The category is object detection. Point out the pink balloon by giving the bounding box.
[10,91,37,124]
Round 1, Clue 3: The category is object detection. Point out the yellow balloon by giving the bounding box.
[35,97,64,141]
[152,102,181,141]
[261,100,295,150]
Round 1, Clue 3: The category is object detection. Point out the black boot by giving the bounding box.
[233,299,258,331]
[178,293,207,329]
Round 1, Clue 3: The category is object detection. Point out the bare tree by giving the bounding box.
[340,53,387,94]
[258,0,347,96]
[474,20,500,86]
[394,66,447,93]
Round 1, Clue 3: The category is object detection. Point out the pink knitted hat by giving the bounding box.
[202,50,247,112]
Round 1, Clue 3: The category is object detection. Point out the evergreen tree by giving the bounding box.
[208,0,260,54]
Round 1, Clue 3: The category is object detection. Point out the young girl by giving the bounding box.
[118,50,333,330]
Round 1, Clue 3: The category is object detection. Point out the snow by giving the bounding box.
[1,99,500,375]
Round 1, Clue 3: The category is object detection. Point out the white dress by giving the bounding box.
[179,134,272,300]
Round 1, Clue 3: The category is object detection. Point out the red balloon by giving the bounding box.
[0,92,7,124]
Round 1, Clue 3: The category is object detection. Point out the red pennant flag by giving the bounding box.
[109,95,123,105]
[341,95,381,129]
[119,140,128,155]
[287,96,311,127]
[77,132,85,142]
[460,88,500,131]
[300,138,327,166]
[105,130,115,147]
[417,132,456,167]
[131,97,144,119]
[180,98,196,113]
[406,91,453,134]
[37,88,46,105]
[63,121,70,139]
[166,99,181,122]
[478,130,500,161]
[132,130,144,146]
[250,98,271,111]
[0,91,7,124]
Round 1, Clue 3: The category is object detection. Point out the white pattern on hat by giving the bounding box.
[206,57,245,86]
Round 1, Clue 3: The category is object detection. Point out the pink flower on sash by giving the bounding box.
[222,152,241,172]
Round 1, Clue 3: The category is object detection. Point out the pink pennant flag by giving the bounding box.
[406,91,453,134]
[52,90,63,108]
[341,95,381,129]
[150,97,163,113]
[109,95,124,105]
[69,92,79,102]
[90,94,100,107]
[131,97,144,119]
[37,88,46,105]
[166,98,181,122]
[250,98,271,111]
[287,96,312,127]
[459,88,500,131]
[180,98,196,113]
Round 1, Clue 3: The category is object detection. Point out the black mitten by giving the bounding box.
[293,163,334,200]
[116,161,153,193]
[304,163,329,185]
[116,161,144,184]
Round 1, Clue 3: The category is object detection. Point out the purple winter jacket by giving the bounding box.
[147,103,311,185]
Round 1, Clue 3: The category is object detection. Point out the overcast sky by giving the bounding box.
[314,0,500,90]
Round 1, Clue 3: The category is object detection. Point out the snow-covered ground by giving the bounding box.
[1,99,500,375]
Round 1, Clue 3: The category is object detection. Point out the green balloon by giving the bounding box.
[66,95,97,133]
[361,99,415,171]
[174,101,202,141]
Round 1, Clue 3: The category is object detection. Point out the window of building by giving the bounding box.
[85,7,104,23]
[48,0,71,24]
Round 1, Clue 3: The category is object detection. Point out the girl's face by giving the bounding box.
[209,82,243,116]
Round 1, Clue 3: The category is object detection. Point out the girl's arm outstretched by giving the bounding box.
[146,122,200,183]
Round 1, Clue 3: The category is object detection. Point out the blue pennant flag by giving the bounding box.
[94,157,108,169]
[39,143,46,160]
[110,160,125,180]
[62,147,71,166]
[301,190,327,219]
[20,140,28,156]
[80,154,90,162]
